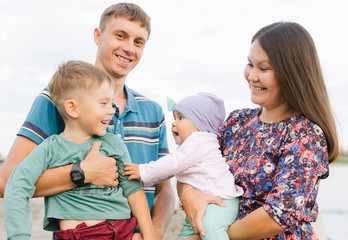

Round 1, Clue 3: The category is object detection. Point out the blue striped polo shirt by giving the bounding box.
[18,85,169,210]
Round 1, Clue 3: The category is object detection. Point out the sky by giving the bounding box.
[0,0,347,156]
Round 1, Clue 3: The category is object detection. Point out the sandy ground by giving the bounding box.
[0,197,329,240]
[0,197,186,240]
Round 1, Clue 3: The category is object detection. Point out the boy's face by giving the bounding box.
[171,111,199,145]
[76,80,115,137]
[94,17,149,81]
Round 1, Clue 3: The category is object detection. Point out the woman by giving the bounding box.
[178,22,339,239]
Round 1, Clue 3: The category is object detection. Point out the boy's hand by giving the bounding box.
[131,233,142,240]
[123,162,141,181]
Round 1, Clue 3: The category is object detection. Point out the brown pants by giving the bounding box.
[53,217,137,240]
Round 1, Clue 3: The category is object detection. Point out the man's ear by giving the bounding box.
[94,28,101,46]
[64,99,79,118]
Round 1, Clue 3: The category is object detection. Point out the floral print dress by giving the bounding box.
[218,108,329,240]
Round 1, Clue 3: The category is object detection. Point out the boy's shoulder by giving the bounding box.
[99,133,125,149]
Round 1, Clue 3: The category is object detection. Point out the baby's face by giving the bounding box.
[171,111,199,145]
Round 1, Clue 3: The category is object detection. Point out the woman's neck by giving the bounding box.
[259,105,295,123]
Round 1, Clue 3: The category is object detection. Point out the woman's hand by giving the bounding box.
[178,182,225,236]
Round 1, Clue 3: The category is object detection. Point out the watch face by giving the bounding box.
[72,171,83,181]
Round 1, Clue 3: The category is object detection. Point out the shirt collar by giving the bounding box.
[123,85,139,113]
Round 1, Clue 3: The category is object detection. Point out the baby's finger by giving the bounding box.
[123,166,131,171]
[127,175,137,181]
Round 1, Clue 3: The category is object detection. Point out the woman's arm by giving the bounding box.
[128,190,154,240]
[0,137,119,197]
[227,207,285,239]
[177,181,225,236]
[178,180,284,239]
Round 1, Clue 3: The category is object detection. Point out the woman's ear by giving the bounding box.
[64,99,79,118]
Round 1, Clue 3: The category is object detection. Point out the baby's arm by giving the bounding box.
[123,163,140,181]
[127,190,154,240]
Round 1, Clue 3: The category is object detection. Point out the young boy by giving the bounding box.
[123,92,244,240]
[4,61,154,240]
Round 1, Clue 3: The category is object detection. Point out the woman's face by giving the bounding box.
[244,40,286,111]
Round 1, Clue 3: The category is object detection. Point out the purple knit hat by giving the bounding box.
[168,92,226,134]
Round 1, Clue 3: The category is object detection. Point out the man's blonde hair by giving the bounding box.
[99,2,151,38]
[48,60,114,119]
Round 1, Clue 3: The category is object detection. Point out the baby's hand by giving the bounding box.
[123,162,141,181]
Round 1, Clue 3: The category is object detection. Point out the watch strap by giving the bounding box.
[70,162,85,187]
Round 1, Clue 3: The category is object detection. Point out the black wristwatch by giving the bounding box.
[70,162,85,187]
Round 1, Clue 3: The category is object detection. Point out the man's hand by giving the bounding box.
[123,162,141,181]
[81,141,119,187]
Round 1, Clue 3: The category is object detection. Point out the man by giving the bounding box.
[0,3,174,240]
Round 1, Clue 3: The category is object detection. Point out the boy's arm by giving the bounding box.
[123,167,175,239]
[0,136,118,198]
[0,136,37,197]
[4,141,49,240]
[127,190,154,240]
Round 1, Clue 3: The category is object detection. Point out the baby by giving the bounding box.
[124,92,243,240]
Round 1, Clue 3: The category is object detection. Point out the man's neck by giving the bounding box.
[112,77,128,114]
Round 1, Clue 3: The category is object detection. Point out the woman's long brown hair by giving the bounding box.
[252,22,339,163]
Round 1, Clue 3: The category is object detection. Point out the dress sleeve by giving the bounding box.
[263,122,329,230]
[218,111,235,157]
[17,88,64,144]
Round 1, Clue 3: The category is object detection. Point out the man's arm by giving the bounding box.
[0,136,119,198]
[151,179,175,240]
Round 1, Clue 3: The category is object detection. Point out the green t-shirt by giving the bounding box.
[4,133,143,239]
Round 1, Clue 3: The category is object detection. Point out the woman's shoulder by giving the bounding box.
[223,108,259,126]
[286,114,325,137]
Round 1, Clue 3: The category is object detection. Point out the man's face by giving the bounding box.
[94,17,149,81]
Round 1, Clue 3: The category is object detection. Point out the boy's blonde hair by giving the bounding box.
[48,60,114,120]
